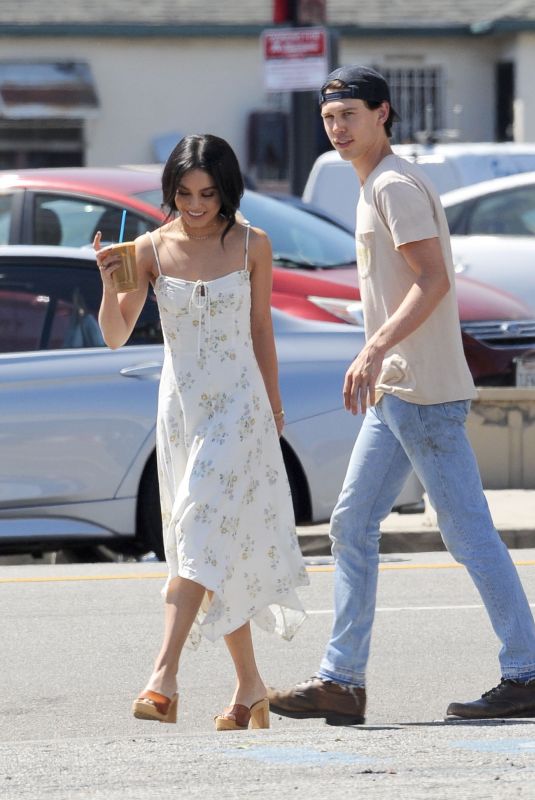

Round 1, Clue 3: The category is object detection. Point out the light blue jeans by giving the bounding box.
[318,394,535,687]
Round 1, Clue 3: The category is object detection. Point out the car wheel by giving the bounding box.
[137,455,165,560]
[138,446,308,556]
[280,439,311,524]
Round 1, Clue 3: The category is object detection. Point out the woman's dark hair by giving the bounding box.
[322,80,396,138]
[161,134,244,243]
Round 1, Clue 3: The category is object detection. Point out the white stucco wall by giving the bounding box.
[0,35,268,169]
[2,30,535,170]
[512,32,535,143]
[339,35,498,142]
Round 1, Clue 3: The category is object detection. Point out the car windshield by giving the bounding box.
[134,188,356,268]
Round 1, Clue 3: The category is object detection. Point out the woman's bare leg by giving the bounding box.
[201,591,266,707]
[143,575,206,699]
[223,622,267,707]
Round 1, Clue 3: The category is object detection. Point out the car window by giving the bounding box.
[0,259,162,353]
[240,192,356,267]
[134,188,357,268]
[443,202,467,235]
[467,186,535,235]
[0,193,14,244]
[33,194,154,247]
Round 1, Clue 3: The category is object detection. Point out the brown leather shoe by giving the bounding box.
[447,678,535,719]
[267,677,365,726]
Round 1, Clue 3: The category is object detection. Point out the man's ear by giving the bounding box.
[377,102,390,125]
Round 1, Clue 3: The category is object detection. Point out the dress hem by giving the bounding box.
[161,567,308,648]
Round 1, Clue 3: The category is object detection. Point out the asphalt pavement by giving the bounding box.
[2,547,535,799]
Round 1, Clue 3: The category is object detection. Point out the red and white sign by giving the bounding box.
[261,27,328,92]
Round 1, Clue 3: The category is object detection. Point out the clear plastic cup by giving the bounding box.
[103,241,138,292]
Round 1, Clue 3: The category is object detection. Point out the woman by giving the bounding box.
[95,134,308,730]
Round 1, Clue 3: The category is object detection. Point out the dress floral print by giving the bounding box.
[148,227,308,647]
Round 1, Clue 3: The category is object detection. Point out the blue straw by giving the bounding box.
[118,209,127,243]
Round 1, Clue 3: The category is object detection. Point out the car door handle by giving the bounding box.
[119,362,162,379]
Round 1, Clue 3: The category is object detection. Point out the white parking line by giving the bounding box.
[307,602,535,614]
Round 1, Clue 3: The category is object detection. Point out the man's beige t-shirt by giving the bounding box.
[356,153,477,405]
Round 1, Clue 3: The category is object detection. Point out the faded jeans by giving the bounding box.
[318,394,535,687]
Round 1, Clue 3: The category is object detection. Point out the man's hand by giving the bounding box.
[343,342,385,415]
[342,237,450,415]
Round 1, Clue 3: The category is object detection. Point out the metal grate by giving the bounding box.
[461,320,535,347]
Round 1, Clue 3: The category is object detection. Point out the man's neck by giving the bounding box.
[352,140,393,185]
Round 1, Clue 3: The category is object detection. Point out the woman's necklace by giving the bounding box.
[159,217,223,270]
[179,217,222,241]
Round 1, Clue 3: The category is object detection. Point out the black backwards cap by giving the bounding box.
[319,65,398,118]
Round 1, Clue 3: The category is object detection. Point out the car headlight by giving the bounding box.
[307,296,365,326]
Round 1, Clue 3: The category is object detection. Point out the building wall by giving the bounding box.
[339,35,498,142]
[1,30,534,172]
[512,32,535,142]
[0,35,266,169]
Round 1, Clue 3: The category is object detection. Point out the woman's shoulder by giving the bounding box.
[236,224,271,271]
[134,228,163,274]
[239,222,271,251]
[134,229,152,256]
[135,224,169,252]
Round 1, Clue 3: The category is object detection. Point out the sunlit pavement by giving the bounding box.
[2,549,535,798]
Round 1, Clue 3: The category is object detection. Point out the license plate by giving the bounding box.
[516,356,535,387]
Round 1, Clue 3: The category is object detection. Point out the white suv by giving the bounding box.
[303,143,535,230]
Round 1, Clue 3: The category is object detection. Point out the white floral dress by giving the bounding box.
[148,227,308,647]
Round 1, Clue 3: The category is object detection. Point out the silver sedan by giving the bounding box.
[0,246,423,557]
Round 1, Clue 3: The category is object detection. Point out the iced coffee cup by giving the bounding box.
[103,241,138,293]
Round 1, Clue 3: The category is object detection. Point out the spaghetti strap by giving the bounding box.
[244,224,251,272]
[147,231,162,276]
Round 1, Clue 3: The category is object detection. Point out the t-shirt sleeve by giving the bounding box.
[374,176,438,248]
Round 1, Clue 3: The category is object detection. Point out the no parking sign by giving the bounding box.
[262,27,329,92]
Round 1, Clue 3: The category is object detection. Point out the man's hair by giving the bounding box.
[322,79,395,138]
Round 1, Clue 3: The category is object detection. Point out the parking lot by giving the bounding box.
[2,548,535,799]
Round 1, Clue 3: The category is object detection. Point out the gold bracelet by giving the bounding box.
[272,408,285,419]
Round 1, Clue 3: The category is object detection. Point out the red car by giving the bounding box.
[0,166,534,385]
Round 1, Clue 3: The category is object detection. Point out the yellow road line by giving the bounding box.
[1,560,535,584]
[0,572,167,584]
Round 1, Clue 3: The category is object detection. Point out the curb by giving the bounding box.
[298,528,535,557]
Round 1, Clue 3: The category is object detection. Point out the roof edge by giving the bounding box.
[0,20,534,39]
[0,22,479,39]
[335,24,473,37]
[470,19,535,34]
[0,22,268,38]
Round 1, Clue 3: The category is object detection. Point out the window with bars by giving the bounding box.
[378,67,444,144]
[0,119,84,169]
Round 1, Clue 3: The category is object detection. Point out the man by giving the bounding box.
[268,66,535,724]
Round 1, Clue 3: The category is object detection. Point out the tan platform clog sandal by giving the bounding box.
[132,690,178,724]
[214,697,270,731]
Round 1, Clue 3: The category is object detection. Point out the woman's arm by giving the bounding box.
[94,231,154,349]
[248,227,284,436]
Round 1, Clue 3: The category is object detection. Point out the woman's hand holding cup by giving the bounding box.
[94,231,121,293]
[94,232,138,293]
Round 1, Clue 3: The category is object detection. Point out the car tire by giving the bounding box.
[280,439,311,524]
[137,455,165,560]
[137,445,308,557]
